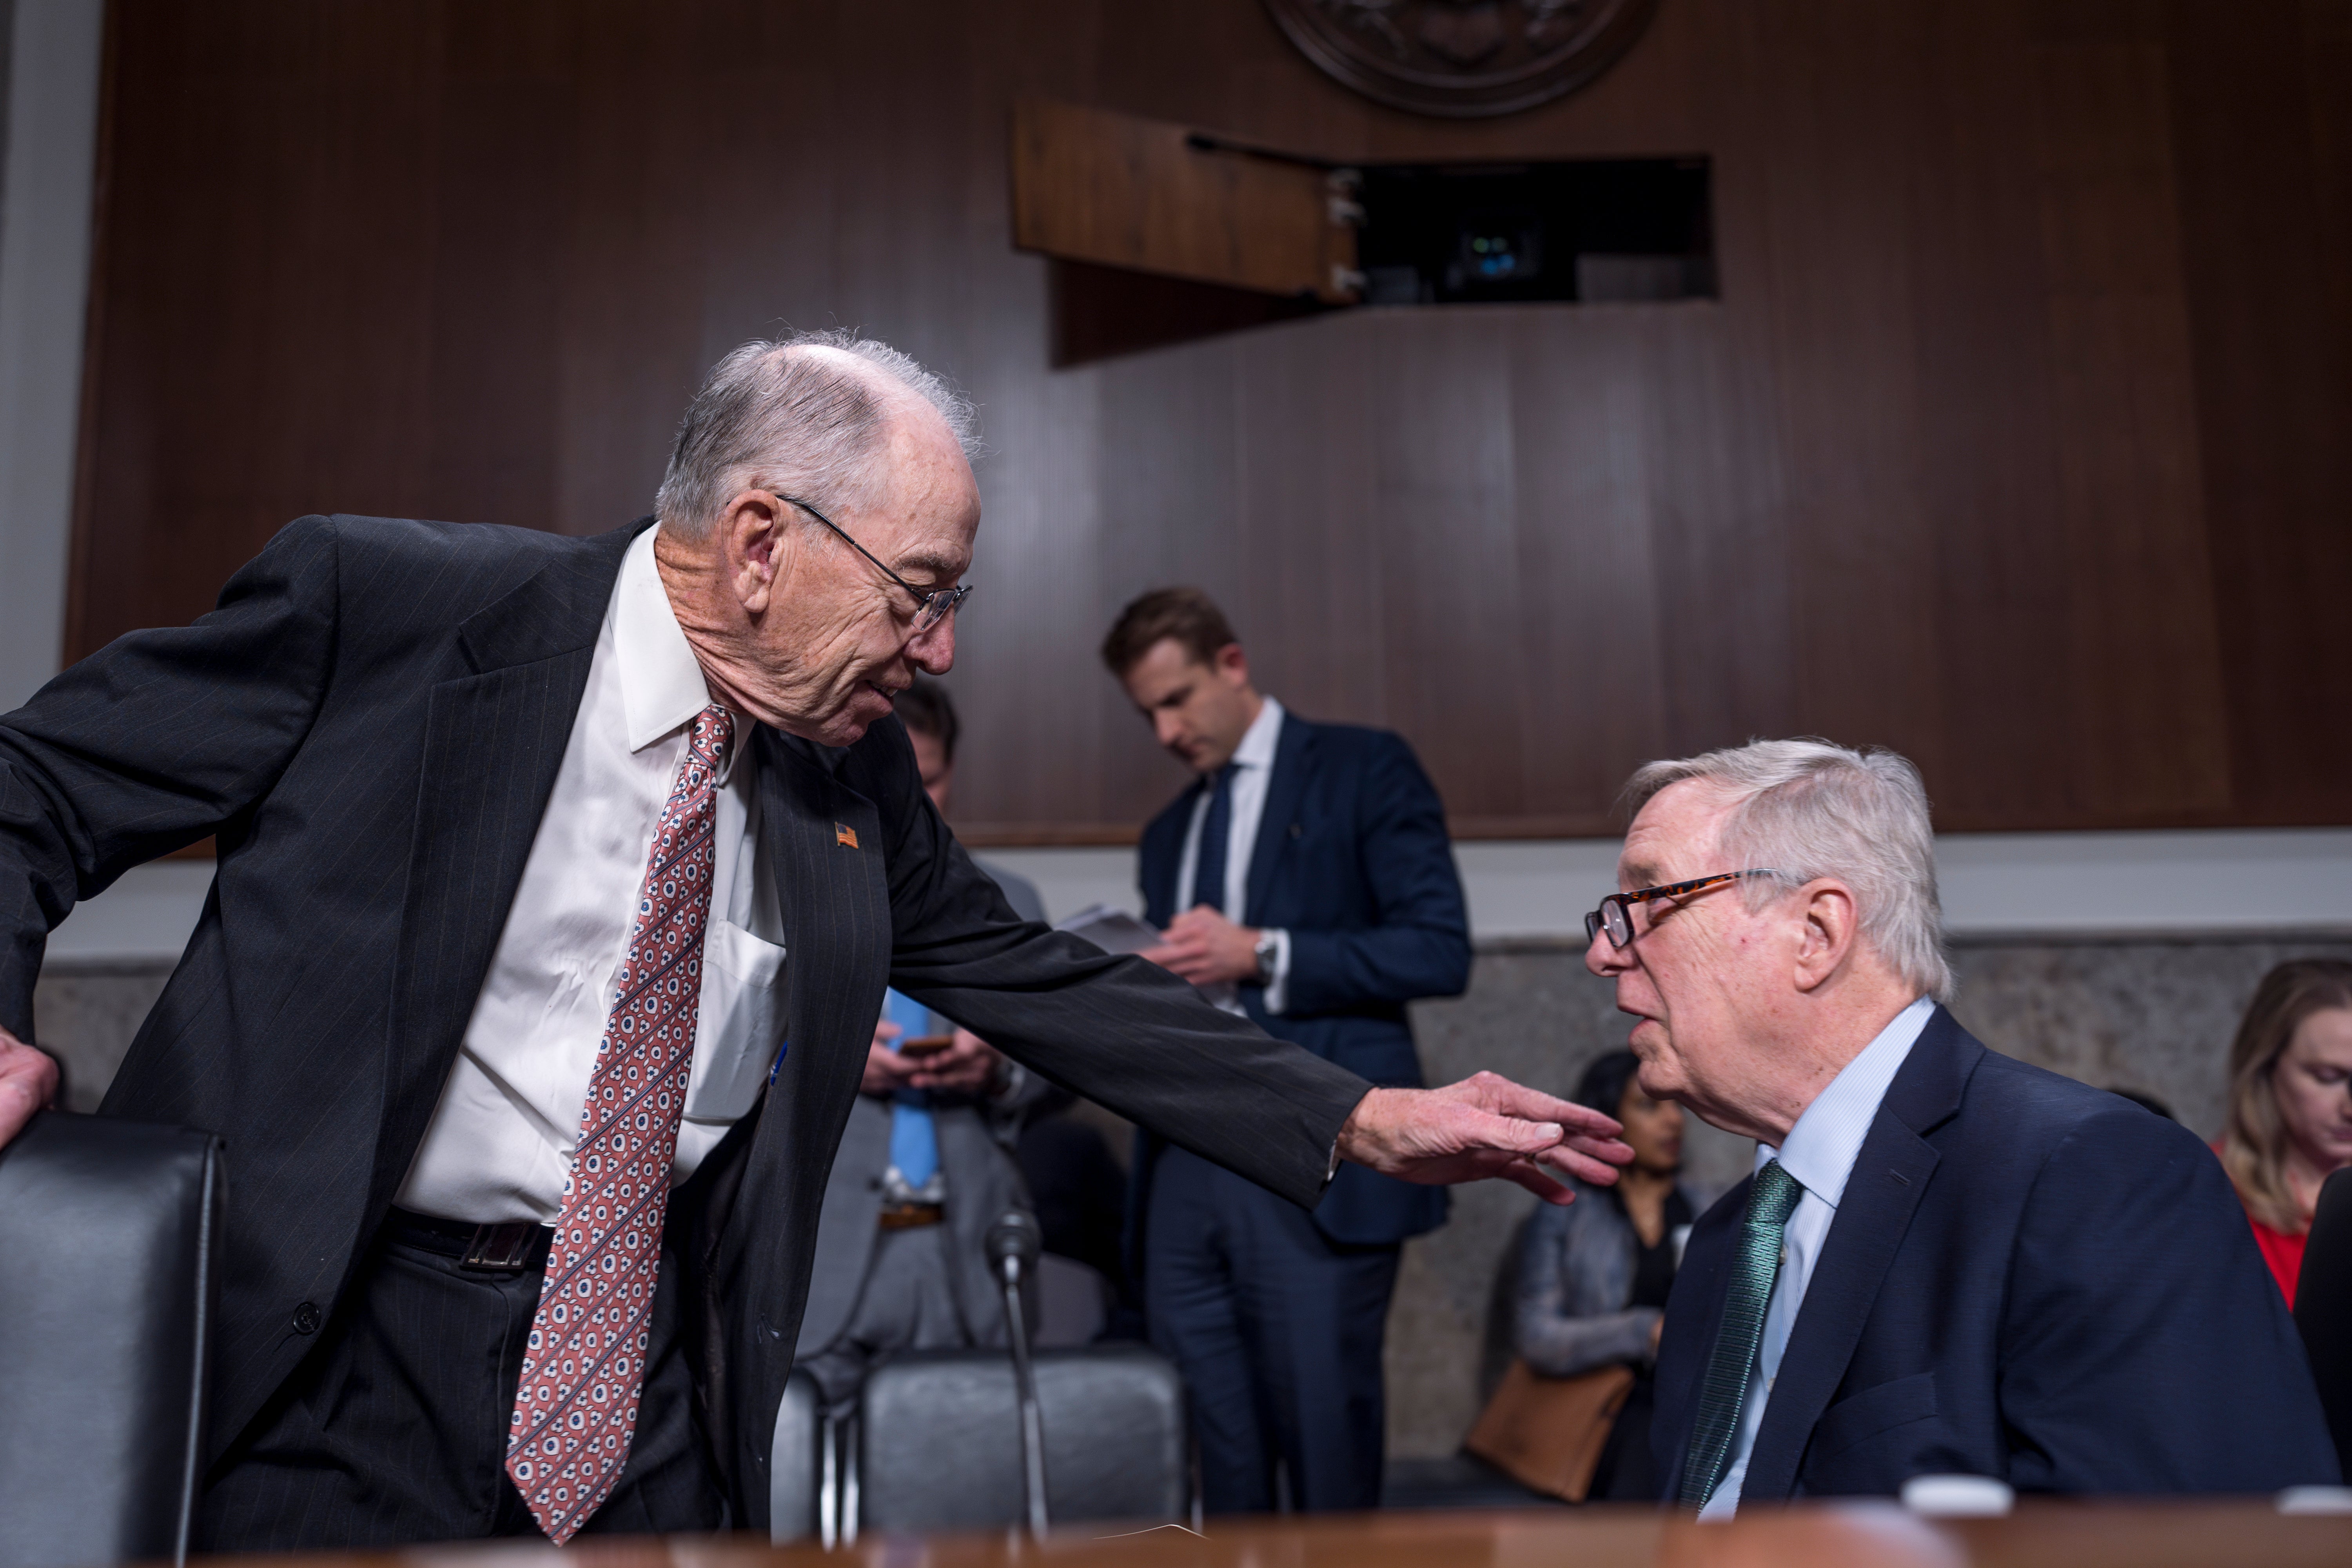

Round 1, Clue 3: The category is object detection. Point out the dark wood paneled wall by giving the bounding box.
[68,0,2352,841]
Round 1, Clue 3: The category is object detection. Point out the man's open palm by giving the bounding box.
[1336,1072,1633,1203]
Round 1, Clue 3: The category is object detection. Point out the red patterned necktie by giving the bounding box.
[506,703,734,1541]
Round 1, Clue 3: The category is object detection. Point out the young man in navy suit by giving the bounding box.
[1587,739,2337,1510]
[1103,587,1472,1513]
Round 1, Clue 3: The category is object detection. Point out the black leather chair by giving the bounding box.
[2297,1166,2352,1478]
[0,1112,225,1568]
[852,1345,1190,1535]
[767,1367,828,1542]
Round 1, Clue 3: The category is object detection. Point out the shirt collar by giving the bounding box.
[614,527,729,764]
[1230,695,1285,771]
[1759,995,1936,1210]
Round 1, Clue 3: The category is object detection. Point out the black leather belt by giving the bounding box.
[383,1207,554,1273]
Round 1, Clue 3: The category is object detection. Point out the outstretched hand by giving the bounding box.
[1335,1071,1633,1204]
[0,1027,59,1149]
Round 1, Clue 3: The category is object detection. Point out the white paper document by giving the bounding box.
[1054,902,1161,956]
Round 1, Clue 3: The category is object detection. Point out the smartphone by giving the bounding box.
[898,1033,956,1058]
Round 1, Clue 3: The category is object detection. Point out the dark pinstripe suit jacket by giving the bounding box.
[0,515,1368,1528]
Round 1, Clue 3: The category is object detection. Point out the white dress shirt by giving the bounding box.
[396,528,790,1224]
[1699,995,1935,1519]
[1172,696,1292,1014]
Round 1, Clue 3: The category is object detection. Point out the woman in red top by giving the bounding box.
[2217,959,2352,1306]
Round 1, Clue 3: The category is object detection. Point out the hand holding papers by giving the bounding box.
[1057,904,1238,1008]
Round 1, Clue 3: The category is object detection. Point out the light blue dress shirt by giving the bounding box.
[1699,995,1936,1519]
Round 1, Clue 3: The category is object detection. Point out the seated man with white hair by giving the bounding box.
[1586,740,2337,1513]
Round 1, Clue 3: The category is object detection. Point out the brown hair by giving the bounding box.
[2220,958,2352,1234]
[1100,587,1239,679]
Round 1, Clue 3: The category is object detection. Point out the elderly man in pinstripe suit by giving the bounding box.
[0,330,1629,1548]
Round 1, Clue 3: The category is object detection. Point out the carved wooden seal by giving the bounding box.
[1263,0,1659,118]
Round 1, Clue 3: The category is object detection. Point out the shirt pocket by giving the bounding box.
[689,918,788,1122]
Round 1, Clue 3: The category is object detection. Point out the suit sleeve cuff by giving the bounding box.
[1325,1080,1371,1186]
[1261,928,1293,1015]
[986,1056,1028,1104]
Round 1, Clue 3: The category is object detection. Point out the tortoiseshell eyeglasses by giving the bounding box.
[1584,869,1786,949]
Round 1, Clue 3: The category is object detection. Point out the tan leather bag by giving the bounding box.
[1463,1357,1637,1502]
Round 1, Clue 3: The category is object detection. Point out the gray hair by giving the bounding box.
[653,330,979,537]
[1624,739,1953,1002]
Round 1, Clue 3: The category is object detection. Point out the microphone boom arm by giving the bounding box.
[987,1210,1051,1538]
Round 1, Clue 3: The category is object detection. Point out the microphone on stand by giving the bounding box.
[986,1208,1051,1539]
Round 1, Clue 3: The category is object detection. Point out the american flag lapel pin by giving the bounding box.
[835,822,859,849]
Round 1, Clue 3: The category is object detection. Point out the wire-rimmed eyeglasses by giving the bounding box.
[1584,869,1786,949]
[775,492,972,631]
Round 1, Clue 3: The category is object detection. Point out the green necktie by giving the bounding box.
[1678,1158,1806,1509]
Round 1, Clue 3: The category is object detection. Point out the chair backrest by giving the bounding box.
[0,1112,224,1568]
[2297,1166,2352,1476]
[1032,1252,1111,1348]
[768,1367,827,1542]
[854,1345,1189,1534]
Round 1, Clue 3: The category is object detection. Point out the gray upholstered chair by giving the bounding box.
[851,1345,1191,1536]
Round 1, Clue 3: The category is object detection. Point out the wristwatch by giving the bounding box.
[1251,929,1280,985]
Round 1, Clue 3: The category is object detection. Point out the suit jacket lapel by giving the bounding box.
[1655,1185,1748,1502]
[1244,715,1314,925]
[758,732,891,1115]
[722,727,891,1511]
[369,523,645,1218]
[1140,782,1200,926]
[1739,1008,1978,1501]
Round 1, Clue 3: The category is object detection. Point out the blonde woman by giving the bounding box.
[2218,959,2352,1305]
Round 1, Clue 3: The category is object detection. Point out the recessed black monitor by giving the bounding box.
[1355,158,1714,305]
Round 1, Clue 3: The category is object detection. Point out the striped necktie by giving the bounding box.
[506,703,732,1541]
[1678,1158,1805,1510]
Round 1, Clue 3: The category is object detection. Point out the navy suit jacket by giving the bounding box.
[1654,1007,2339,1501]
[1134,714,1468,1246]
